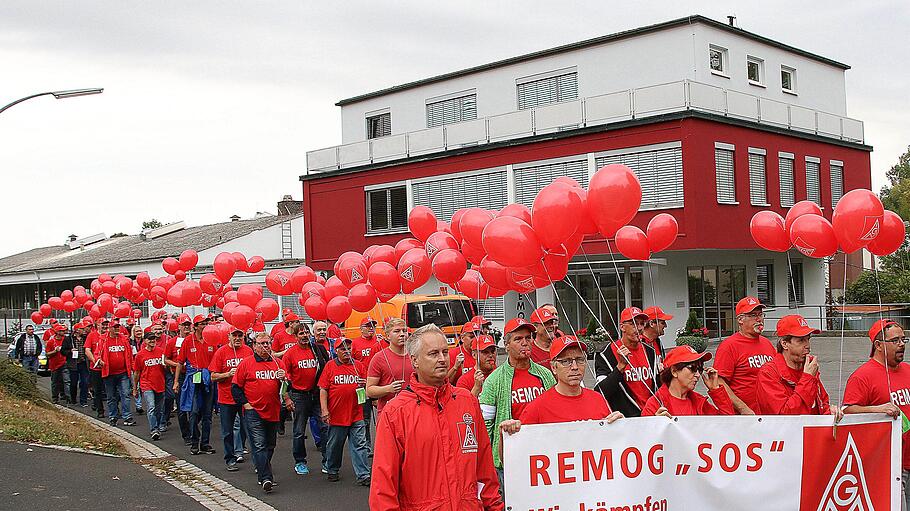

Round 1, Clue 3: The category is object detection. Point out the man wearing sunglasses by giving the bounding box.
[844,319,910,510]
[594,307,660,418]
[714,296,776,415]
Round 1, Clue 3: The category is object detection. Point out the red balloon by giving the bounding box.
[101,280,117,295]
[750,211,790,252]
[481,216,543,268]
[174,270,187,282]
[450,208,469,245]
[290,266,316,293]
[460,240,486,266]
[394,238,423,262]
[214,252,236,283]
[199,274,224,295]
[789,214,838,258]
[49,297,64,310]
[316,275,326,285]
[614,225,651,261]
[39,304,52,317]
[647,213,679,253]
[408,206,438,242]
[348,283,378,312]
[497,203,532,225]
[301,281,326,300]
[367,245,398,267]
[785,201,823,236]
[83,300,95,312]
[114,302,131,318]
[326,296,353,324]
[377,292,396,303]
[178,249,199,272]
[89,305,102,320]
[63,301,77,313]
[60,290,74,301]
[323,276,349,302]
[135,272,150,289]
[222,301,239,322]
[202,324,222,344]
[223,290,239,304]
[459,208,494,249]
[398,248,432,294]
[246,256,265,274]
[587,164,642,238]
[432,249,467,285]
[265,270,294,296]
[541,251,570,281]
[337,257,368,288]
[167,285,185,308]
[162,257,180,275]
[833,189,885,253]
[232,252,249,272]
[237,284,263,308]
[478,257,511,290]
[303,296,327,321]
[98,273,113,283]
[368,262,400,295]
[867,210,907,256]
[255,298,280,322]
[230,305,256,331]
[455,269,483,297]
[30,312,43,325]
[425,231,459,262]
[532,183,583,249]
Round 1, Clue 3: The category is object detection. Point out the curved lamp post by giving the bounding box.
[0,88,103,115]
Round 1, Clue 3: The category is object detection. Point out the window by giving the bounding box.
[688,265,746,336]
[781,66,797,93]
[412,170,508,222]
[516,71,578,110]
[366,112,391,139]
[366,185,407,233]
[715,143,736,203]
[514,158,589,207]
[747,56,764,85]
[787,261,805,306]
[709,45,728,76]
[756,263,775,305]
[830,161,844,207]
[779,152,795,207]
[426,93,477,128]
[748,148,768,205]
[595,143,685,209]
[806,157,821,206]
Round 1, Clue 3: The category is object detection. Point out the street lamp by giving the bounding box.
[0,88,103,115]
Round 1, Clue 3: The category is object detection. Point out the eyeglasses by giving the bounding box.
[254,342,271,346]
[882,337,908,345]
[553,357,587,368]
[743,312,765,319]
[683,363,704,373]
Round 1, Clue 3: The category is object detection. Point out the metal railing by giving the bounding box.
[761,303,910,334]
[306,79,865,173]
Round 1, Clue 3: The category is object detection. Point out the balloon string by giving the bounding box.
[579,244,620,333]
[836,258,848,409]
[785,251,801,315]
[646,261,657,310]
[539,262,598,383]
[872,262,893,396]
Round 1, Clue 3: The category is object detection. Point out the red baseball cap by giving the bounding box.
[282,308,292,317]
[83,317,95,325]
[192,314,207,325]
[334,337,352,349]
[284,312,300,323]
[177,314,191,325]
[549,335,587,360]
[530,307,557,324]
[504,317,535,335]
[360,317,377,327]
[869,319,899,343]
[663,345,712,367]
[776,314,820,337]
[472,334,496,352]
[327,324,342,338]
[643,306,673,321]
[461,322,480,334]
[619,307,648,323]
[471,315,492,326]
[735,296,764,315]
[52,323,67,332]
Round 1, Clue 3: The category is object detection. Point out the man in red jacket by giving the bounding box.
[756,314,841,419]
[370,324,503,511]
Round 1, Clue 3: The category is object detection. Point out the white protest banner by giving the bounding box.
[503,414,899,511]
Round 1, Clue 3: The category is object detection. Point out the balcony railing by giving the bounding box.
[306,79,865,173]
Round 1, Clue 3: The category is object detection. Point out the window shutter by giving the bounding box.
[476,298,504,321]
[748,153,767,205]
[426,94,478,128]
[787,262,804,305]
[714,148,736,203]
[517,72,578,110]
[806,160,821,205]
[779,157,795,207]
[830,164,844,207]
[367,113,391,139]
[513,159,588,207]
[595,146,684,209]
[756,264,774,305]
[412,171,508,221]
[367,186,407,233]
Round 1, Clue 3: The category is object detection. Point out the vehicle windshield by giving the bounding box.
[406,300,473,329]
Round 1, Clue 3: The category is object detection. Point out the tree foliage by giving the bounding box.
[844,269,910,304]
[142,219,163,230]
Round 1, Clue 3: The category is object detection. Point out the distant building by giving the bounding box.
[301,15,872,337]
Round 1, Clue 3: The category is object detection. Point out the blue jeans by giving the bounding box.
[68,363,90,405]
[21,355,38,373]
[104,373,132,420]
[245,409,278,483]
[290,389,327,465]
[141,390,164,434]
[234,415,246,453]
[219,403,247,463]
[325,421,371,480]
[187,382,213,448]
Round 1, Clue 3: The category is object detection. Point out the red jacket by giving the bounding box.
[756,353,831,415]
[641,383,735,416]
[369,374,503,511]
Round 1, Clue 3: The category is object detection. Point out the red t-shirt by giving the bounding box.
[529,341,552,371]
[367,348,415,413]
[133,346,167,393]
[164,335,187,373]
[844,359,910,469]
[611,341,656,408]
[318,359,365,426]
[448,344,476,376]
[271,329,297,354]
[510,368,546,420]
[351,336,386,370]
[176,335,216,370]
[209,344,253,405]
[269,322,285,338]
[521,387,612,424]
[456,367,483,392]
[103,335,130,375]
[714,332,776,412]
[233,355,286,422]
[642,335,665,361]
[284,343,321,392]
[46,337,66,371]
[85,331,102,372]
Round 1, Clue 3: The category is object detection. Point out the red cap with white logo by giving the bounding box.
[775,314,820,337]
[504,317,535,335]
[619,307,648,323]
[471,335,496,351]
[549,335,587,360]
[529,307,556,324]
[735,297,764,315]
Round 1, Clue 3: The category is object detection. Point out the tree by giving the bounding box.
[844,269,910,303]
[878,146,910,271]
[142,219,163,230]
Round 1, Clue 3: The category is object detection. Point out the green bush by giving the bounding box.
[676,335,708,353]
[0,359,43,402]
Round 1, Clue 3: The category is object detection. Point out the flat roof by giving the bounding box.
[336,14,850,107]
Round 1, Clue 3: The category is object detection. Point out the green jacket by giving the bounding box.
[478,360,555,469]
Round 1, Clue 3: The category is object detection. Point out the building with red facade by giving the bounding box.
[301,15,871,338]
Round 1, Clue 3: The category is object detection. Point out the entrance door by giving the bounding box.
[688,265,746,337]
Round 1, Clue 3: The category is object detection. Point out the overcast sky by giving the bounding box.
[1,1,907,258]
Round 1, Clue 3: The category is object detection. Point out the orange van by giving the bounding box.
[343,293,475,345]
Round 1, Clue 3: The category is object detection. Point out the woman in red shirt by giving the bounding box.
[642,345,734,417]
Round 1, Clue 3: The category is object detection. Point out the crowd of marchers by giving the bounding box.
[14,297,910,510]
